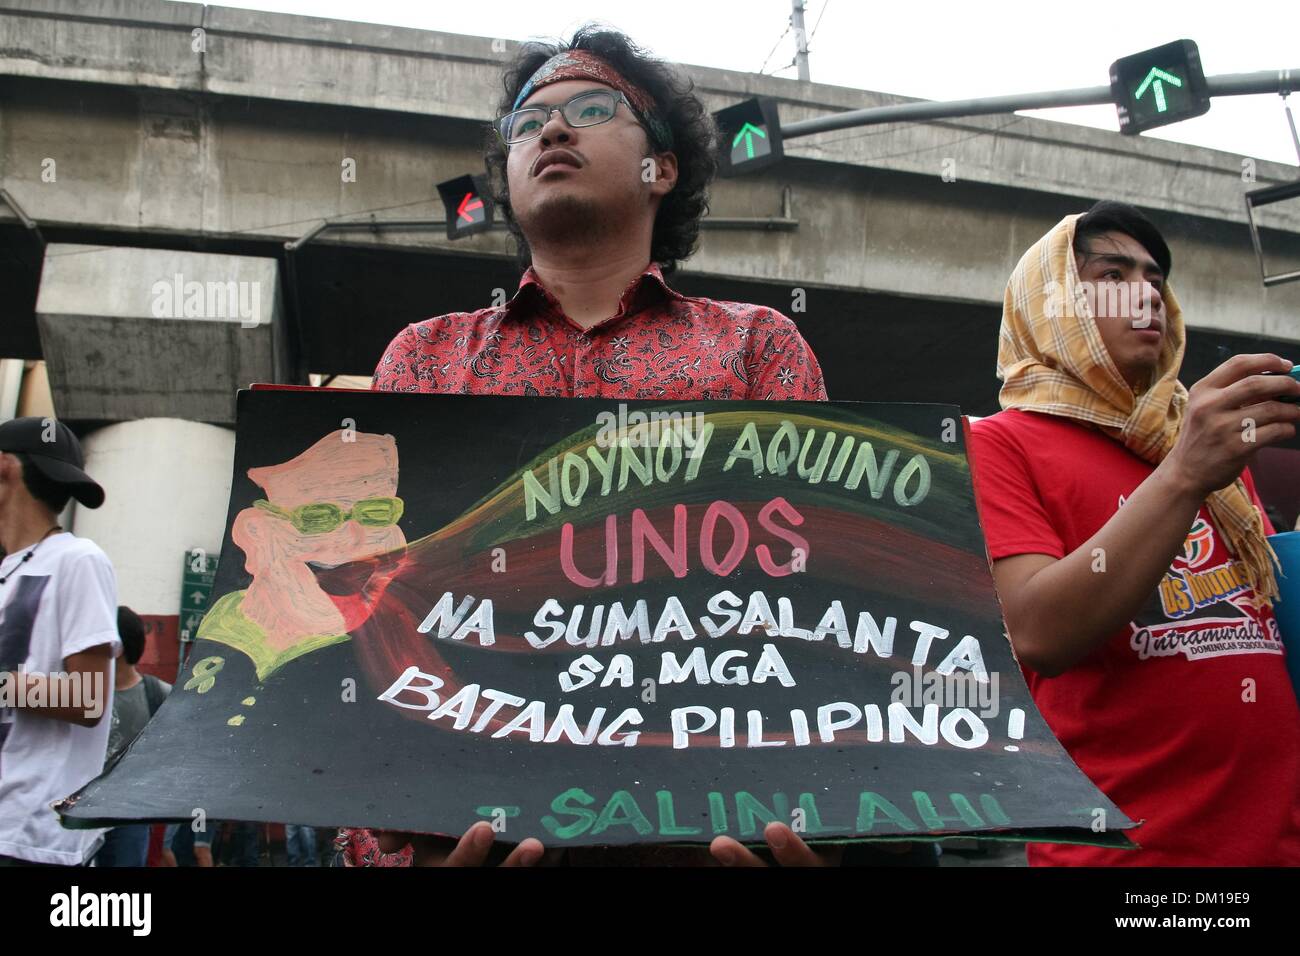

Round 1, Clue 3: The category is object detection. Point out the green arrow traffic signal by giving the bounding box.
[731,122,768,160]
[1110,40,1209,135]
[713,97,783,175]
[1134,66,1183,113]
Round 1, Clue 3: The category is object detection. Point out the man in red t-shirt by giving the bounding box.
[970,201,1300,865]
[366,25,831,868]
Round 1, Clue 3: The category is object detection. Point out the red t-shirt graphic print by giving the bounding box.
[1137,510,1282,665]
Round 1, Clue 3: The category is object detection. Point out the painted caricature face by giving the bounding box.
[234,430,406,649]
[1075,230,1168,389]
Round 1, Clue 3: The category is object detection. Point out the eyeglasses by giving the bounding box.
[253,497,404,535]
[496,89,643,146]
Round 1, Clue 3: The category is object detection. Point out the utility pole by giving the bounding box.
[791,0,810,82]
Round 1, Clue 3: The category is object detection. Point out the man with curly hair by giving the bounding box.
[363,25,835,867]
[372,24,825,402]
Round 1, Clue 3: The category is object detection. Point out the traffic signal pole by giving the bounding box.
[780,68,1299,139]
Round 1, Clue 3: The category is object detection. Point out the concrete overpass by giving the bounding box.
[2,0,1299,423]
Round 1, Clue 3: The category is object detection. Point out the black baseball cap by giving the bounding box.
[0,416,105,509]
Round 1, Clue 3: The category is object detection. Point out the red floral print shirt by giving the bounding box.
[331,827,414,867]
[371,262,827,400]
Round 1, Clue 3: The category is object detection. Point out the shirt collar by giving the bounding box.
[502,262,686,325]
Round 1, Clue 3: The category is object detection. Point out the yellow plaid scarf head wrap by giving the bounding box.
[996,213,1279,602]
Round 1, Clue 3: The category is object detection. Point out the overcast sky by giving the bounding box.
[216,0,1300,165]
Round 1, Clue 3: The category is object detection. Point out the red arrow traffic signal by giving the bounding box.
[458,193,485,223]
[437,174,494,238]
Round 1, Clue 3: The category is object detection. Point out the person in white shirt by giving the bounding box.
[0,416,120,866]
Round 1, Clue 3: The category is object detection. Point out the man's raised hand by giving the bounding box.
[1164,353,1300,496]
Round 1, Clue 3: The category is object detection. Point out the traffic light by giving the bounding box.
[437,173,494,239]
[1110,39,1210,135]
[714,97,783,176]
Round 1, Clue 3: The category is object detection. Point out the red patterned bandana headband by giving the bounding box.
[511,49,674,150]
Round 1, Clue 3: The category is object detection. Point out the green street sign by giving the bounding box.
[1110,40,1209,135]
[180,548,218,642]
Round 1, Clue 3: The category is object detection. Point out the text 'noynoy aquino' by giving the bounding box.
[528,416,933,520]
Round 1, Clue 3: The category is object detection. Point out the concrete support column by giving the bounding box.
[34,244,290,425]
[73,417,237,681]
[0,358,23,420]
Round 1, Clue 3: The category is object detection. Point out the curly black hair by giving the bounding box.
[483,24,718,276]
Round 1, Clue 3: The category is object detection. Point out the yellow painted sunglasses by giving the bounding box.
[253,496,404,535]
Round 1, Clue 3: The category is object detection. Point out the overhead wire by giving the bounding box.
[758,19,792,76]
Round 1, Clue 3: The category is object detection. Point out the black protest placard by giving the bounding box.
[60,389,1135,850]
